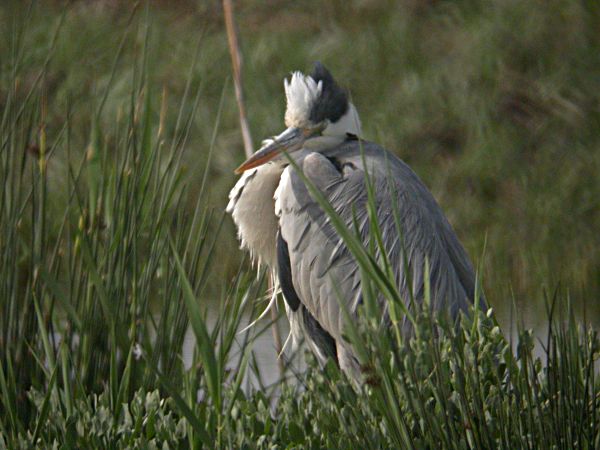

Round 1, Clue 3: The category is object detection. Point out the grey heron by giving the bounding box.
[227,62,484,380]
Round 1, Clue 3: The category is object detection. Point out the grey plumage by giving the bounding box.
[276,141,483,376]
[227,64,483,381]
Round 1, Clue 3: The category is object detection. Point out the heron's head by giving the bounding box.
[235,62,361,174]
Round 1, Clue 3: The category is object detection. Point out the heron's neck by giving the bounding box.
[305,103,362,151]
[302,134,347,151]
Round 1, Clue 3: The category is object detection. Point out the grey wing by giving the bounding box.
[276,141,482,368]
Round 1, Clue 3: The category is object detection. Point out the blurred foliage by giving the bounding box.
[1,1,600,447]
[14,389,188,448]
[1,0,598,325]
[6,307,600,449]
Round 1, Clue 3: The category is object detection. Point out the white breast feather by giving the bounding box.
[227,164,282,268]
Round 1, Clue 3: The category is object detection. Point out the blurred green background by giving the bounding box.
[2,0,599,326]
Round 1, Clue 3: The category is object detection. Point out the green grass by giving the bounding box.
[1,1,600,448]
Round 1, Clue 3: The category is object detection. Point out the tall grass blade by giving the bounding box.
[170,239,221,412]
[31,361,58,444]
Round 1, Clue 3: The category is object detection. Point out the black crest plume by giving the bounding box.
[309,62,349,124]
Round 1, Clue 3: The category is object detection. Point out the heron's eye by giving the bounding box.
[303,123,325,138]
[315,121,328,135]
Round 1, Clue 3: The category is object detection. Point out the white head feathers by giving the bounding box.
[284,72,322,128]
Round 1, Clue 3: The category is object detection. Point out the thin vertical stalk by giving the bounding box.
[222,0,284,377]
